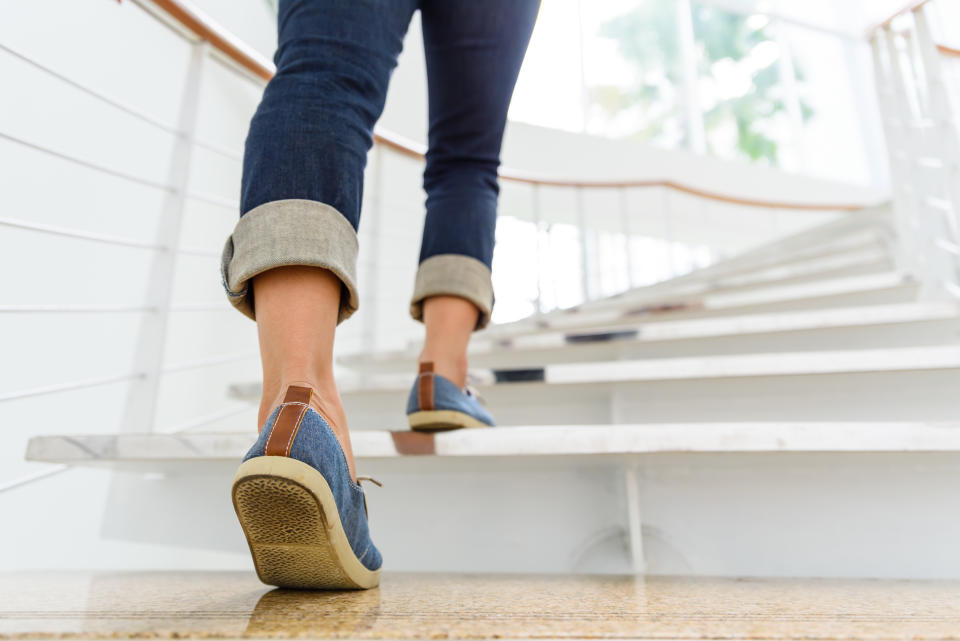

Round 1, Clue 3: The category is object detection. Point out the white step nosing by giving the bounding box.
[25,422,960,464]
[564,302,956,343]
[544,345,960,384]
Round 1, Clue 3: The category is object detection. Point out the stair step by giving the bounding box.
[583,250,893,314]
[500,211,893,323]
[333,345,960,391]
[25,422,960,467]
[666,228,891,292]
[700,244,889,289]
[341,302,960,372]
[483,272,917,338]
[541,344,960,384]
[241,345,960,426]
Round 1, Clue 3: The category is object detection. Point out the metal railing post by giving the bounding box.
[662,187,678,278]
[119,40,207,434]
[532,183,545,314]
[914,5,960,291]
[576,186,591,301]
[362,144,385,352]
[619,187,635,289]
[880,27,931,289]
[624,465,646,574]
[871,33,914,276]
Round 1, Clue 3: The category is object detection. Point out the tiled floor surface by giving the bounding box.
[1,572,959,639]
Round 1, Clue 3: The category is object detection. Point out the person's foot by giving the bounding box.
[233,384,382,590]
[406,361,495,431]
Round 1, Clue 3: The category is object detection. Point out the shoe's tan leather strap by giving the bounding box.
[265,385,314,457]
[418,361,435,411]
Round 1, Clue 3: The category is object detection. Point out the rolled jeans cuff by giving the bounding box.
[220,199,360,324]
[410,254,495,331]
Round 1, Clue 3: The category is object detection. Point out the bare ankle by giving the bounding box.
[419,353,469,389]
[261,376,337,423]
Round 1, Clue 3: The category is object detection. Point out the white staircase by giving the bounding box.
[26,205,960,577]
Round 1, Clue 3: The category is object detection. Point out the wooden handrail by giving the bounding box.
[135,0,872,212]
[863,0,933,38]
[148,0,274,81]
[863,0,960,59]
[939,44,960,58]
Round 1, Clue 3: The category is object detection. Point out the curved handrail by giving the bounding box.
[139,0,872,212]
[864,0,960,59]
[939,44,960,58]
[864,0,932,37]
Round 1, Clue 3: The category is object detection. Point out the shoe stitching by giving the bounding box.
[282,402,310,456]
[263,404,289,454]
[356,538,372,563]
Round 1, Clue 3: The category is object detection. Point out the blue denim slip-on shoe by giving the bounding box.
[406,361,495,431]
[231,385,382,589]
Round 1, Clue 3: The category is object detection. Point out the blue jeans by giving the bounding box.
[220,0,540,330]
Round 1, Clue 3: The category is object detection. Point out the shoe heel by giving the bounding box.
[408,409,491,431]
[231,456,380,590]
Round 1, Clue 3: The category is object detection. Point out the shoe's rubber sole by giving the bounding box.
[231,456,381,590]
[407,409,491,431]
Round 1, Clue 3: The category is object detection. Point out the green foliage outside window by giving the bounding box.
[595,1,813,165]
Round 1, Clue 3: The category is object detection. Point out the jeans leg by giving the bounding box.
[409,0,540,331]
[221,0,419,324]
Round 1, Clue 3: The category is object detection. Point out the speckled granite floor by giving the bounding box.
[1,572,959,640]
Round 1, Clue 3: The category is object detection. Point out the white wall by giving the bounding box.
[0,0,265,570]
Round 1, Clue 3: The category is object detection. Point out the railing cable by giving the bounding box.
[0,351,257,403]
[0,216,166,251]
[0,41,243,163]
[163,401,258,433]
[0,466,70,495]
[0,372,147,403]
[0,42,180,136]
[0,304,156,314]
[0,217,221,257]
[0,130,174,193]
[162,351,259,375]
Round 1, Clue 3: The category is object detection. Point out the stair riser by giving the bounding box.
[345,318,960,372]
[479,321,960,367]
[84,452,960,579]
[366,452,960,578]
[341,369,960,427]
